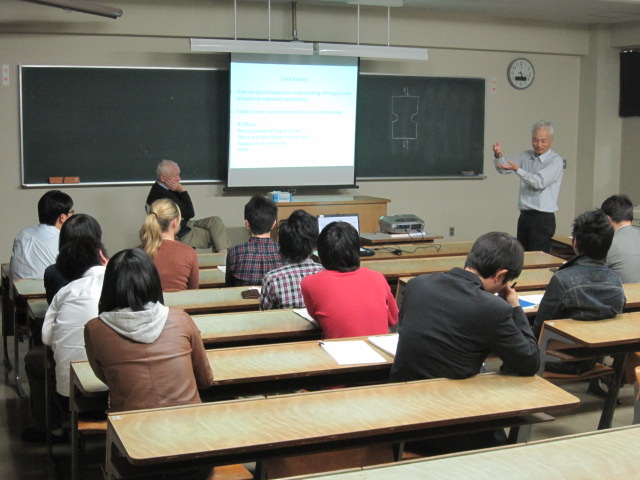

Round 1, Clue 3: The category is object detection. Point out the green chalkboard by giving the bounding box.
[355,74,485,178]
[20,66,229,185]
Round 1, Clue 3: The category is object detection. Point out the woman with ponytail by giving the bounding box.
[140,199,199,291]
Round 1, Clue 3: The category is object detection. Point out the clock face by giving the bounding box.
[508,58,535,89]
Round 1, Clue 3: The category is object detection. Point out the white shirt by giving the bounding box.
[494,149,563,213]
[42,265,105,396]
[9,224,60,280]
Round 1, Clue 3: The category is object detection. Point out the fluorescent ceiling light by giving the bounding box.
[190,39,315,56]
[20,0,122,19]
[347,0,403,6]
[316,42,428,61]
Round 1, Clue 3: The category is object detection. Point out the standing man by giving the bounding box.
[493,120,563,253]
[146,159,229,253]
[10,190,74,280]
[600,194,640,283]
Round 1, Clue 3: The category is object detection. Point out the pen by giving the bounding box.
[510,282,517,289]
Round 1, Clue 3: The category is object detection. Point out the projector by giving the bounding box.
[379,214,425,234]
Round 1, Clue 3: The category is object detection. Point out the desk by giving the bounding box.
[275,196,389,234]
[10,278,46,397]
[105,374,578,478]
[198,268,225,288]
[539,311,640,429]
[193,309,320,347]
[359,232,443,245]
[71,336,395,403]
[197,252,226,269]
[163,287,260,314]
[362,241,475,260]
[366,254,563,288]
[71,336,394,479]
[292,425,640,480]
[551,235,574,260]
[395,268,556,309]
[1,263,12,370]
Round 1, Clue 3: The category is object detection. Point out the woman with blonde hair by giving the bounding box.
[140,198,199,291]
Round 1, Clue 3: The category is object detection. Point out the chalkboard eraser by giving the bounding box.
[49,177,80,184]
[460,171,476,176]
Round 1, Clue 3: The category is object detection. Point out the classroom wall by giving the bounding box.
[0,0,634,256]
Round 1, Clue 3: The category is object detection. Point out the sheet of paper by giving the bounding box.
[368,334,399,357]
[519,294,544,311]
[217,266,226,273]
[319,340,387,366]
[293,308,317,325]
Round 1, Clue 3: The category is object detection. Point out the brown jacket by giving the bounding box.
[84,306,214,412]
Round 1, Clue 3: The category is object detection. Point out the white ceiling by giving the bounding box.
[297,0,640,25]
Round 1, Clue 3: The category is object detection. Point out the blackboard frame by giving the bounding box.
[19,66,486,187]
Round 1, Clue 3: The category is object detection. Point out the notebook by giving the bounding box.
[317,213,374,257]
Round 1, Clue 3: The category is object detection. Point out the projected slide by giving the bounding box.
[227,54,358,188]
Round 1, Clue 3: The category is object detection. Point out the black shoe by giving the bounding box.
[21,427,69,444]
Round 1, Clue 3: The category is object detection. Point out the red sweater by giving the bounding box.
[301,267,398,339]
[153,240,199,291]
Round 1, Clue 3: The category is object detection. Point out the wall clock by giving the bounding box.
[507,58,535,89]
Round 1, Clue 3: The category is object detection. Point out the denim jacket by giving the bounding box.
[532,254,626,338]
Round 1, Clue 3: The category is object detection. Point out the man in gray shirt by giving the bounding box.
[493,120,563,253]
[601,194,640,283]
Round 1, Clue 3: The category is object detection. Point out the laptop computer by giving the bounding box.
[316,214,375,257]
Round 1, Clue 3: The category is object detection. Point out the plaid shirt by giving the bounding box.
[225,237,284,287]
[260,259,324,310]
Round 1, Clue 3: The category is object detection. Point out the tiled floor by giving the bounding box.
[0,340,636,479]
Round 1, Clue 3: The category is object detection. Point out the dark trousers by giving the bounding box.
[517,210,556,253]
[24,345,61,431]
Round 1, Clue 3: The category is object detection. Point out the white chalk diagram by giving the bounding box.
[391,92,419,149]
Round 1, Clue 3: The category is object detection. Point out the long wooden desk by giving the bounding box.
[395,268,556,309]
[70,336,395,479]
[539,311,640,429]
[193,309,320,347]
[197,252,226,269]
[198,268,225,288]
[9,277,46,398]
[361,240,475,260]
[292,425,640,480]
[71,336,395,403]
[1,263,13,371]
[367,253,563,288]
[163,287,260,314]
[104,374,579,478]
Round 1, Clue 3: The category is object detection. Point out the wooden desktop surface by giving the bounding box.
[540,311,640,429]
[362,241,475,259]
[106,374,579,466]
[197,252,226,269]
[367,253,563,284]
[293,425,640,480]
[360,232,443,245]
[163,287,259,314]
[543,311,640,348]
[72,336,395,400]
[198,268,225,288]
[397,268,555,294]
[192,309,320,345]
